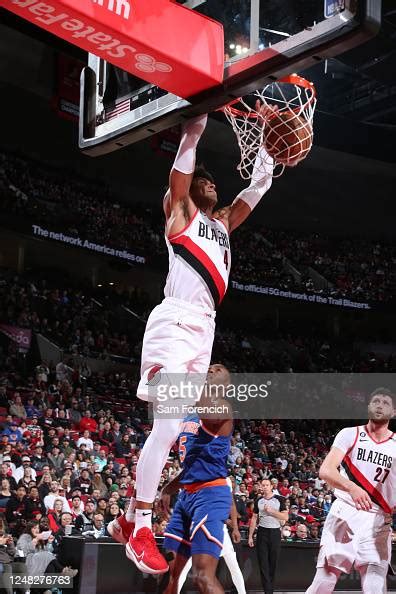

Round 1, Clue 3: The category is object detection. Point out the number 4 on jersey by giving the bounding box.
[224,250,229,270]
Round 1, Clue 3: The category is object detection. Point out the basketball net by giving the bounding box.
[222,74,317,180]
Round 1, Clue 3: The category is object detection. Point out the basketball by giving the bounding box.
[264,110,313,166]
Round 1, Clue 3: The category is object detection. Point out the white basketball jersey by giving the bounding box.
[164,209,231,309]
[333,425,396,514]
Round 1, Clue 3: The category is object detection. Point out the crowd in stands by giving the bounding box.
[213,329,396,373]
[0,361,337,549]
[230,228,307,291]
[1,150,395,303]
[0,151,165,261]
[1,357,395,562]
[0,268,150,360]
[261,228,396,303]
[0,149,395,588]
[2,266,395,373]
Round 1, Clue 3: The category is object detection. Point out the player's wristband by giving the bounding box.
[172,114,208,175]
[233,146,273,211]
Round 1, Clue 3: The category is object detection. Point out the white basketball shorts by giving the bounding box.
[317,498,392,573]
[137,297,216,402]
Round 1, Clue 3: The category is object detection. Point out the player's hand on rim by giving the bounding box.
[254,99,279,122]
[348,484,372,511]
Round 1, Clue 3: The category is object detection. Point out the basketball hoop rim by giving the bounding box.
[221,74,316,119]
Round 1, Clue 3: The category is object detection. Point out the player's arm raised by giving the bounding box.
[319,446,372,511]
[164,114,208,230]
[219,103,278,233]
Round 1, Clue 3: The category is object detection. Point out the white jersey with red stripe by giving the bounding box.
[164,209,231,310]
[332,425,396,514]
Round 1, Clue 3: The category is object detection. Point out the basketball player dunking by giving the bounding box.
[108,109,276,574]
[306,388,395,594]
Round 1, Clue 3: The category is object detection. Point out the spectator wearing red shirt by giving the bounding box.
[23,416,43,446]
[278,478,292,498]
[47,498,64,533]
[79,410,97,434]
[243,465,254,488]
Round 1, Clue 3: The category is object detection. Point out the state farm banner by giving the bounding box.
[0,324,32,351]
[5,0,224,98]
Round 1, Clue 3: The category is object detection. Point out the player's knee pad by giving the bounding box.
[306,567,340,594]
[359,563,387,594]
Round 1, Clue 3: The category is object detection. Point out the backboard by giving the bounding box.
[79,0,382,156]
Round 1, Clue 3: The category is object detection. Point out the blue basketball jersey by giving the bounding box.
[178,413,231,484]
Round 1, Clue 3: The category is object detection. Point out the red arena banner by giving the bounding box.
[52,53,84,120]
[4,0,224,98]
[0,324,32,351]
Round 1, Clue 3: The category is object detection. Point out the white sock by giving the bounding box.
[125,496,136,523]
[178,558,192,594]
[134,509,152,535]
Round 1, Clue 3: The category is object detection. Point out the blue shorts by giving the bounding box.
[163,485,232,559]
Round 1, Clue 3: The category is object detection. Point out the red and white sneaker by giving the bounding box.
[126,527,169,575]
[107,515,135,545]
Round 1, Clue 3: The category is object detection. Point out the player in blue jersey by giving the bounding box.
[160,363,234,594]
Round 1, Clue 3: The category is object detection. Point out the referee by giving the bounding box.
[248,478,288,594]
